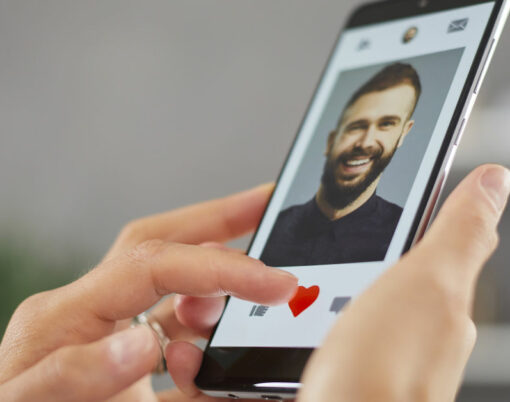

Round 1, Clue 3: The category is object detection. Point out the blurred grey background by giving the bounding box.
[0,1,509,400]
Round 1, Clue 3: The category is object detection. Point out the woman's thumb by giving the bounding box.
[420,164,510,279]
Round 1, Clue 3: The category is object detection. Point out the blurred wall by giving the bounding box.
[0,0,359,261]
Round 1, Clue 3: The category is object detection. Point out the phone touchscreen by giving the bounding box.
[210,2,496,349]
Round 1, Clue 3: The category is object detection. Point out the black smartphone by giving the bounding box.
[196,0,510,399]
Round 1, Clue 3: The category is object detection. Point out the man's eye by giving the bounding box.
[346,124,367,132]
[379,120,397,128]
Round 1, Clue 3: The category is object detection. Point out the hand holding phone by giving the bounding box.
[166,166,510,401]
[299,165,510,402]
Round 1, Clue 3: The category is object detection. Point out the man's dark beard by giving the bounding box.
[320,147,397,210]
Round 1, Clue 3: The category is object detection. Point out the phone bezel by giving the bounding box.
[195,0,507,397]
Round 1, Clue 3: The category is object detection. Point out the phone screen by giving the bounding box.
[209,2,495,350]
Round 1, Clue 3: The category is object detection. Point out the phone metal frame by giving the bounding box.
[196,0,510,399]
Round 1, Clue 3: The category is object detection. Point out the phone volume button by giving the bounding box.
[454,118,467,146]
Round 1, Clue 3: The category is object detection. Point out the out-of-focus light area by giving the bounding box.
[0,1,509,399]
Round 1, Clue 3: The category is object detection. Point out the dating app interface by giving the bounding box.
[211,2,495,348]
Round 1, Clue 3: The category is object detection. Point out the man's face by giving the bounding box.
[403,27,418,43]
[321,84,416,209]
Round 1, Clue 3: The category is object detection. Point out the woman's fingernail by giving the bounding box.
[108,326,155,367]
[481,167,510,212]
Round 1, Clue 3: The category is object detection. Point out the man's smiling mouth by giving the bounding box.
[339,157,374,176]
[344,158,371,167]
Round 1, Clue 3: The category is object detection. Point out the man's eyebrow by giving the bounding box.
[344,119,370,129]
[379,115,402,123]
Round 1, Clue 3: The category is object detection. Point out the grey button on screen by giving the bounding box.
[448,18,469,33]
[249,305,269,317]
[330,297,351,314]
[357,39,371,51]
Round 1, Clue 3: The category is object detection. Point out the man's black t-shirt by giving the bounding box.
[259,194,402,267]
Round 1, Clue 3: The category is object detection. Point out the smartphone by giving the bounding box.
[196,0,510,399]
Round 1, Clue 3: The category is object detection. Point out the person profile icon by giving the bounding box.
[403,27,418,43]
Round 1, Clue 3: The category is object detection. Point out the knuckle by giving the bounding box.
[205,250,229,297]
[126,238,167,263]
[13,291,54,320]
[355,379,405,402]
[440,300,466,333]
[422,270,477,338]
[118,218,150,246]
[218,207,239,240]
[432,289,470,336]
[47,347,82,392]
[410,380,433,402]
[426,270,463,308]
[440,308,468,337]
[463,209,499,255]
[5,290,68,350]
[423,273,468,326]
[486,231,500,253]
[472,224,499,254]
[465,318,478,349]
[408,321,476,402]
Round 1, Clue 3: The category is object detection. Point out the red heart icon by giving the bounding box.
[288,285,320,317]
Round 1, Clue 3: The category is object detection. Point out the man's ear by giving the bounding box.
[397,120,414,148]
[326,131,336,156]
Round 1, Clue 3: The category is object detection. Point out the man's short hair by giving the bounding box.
[340,63,422,125]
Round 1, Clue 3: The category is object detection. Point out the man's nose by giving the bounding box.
[355,124,377,148]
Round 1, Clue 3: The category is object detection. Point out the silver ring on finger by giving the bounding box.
[131,312,170,374]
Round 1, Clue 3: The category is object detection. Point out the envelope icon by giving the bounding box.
[448,18,469,33]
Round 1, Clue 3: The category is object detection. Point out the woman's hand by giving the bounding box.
[0,184,297,402]
[299,164,510,402]
[168,165,509,402]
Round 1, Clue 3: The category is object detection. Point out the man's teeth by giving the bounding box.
[345,159,370,166]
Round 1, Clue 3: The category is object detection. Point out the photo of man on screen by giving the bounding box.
[260,63,422,266]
